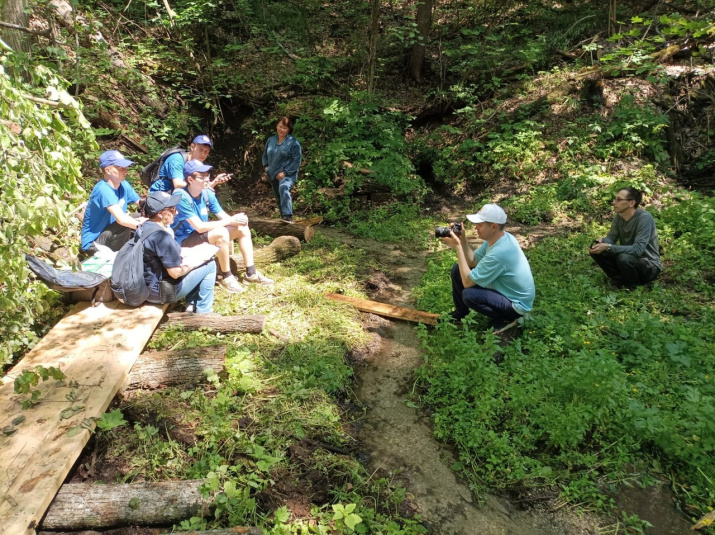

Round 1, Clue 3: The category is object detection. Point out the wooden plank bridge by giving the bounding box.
[0,301,167,535]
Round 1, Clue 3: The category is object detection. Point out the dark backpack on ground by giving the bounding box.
[140,146,189,188]
[110,225,163,306]
[26,254,114,306]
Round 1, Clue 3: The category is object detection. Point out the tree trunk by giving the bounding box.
[124,346,226,391]
[367,0,380,93]
[230,235,301,272]
[40,480,208,529]
[248,216,315,242]
[1,0,31,53]
[163,313,266,334]
[409,0,434,83]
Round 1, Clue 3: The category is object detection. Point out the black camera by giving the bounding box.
[435,222,462,238]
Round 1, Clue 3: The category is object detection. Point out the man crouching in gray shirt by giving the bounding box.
[589,187,661,290]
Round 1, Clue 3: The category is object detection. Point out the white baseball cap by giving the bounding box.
[466,204,507,224]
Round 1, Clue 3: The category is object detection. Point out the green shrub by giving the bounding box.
[0,47,97,367]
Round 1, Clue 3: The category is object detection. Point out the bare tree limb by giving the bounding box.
[0,20,52,38]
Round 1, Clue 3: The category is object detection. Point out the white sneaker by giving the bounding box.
[243,271,275,285]
[185,303,195,313]
[219,275,245,293]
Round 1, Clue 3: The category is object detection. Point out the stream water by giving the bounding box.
[321,228,691,534]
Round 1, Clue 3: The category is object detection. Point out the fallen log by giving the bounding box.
[163,313,266,334]
[230,235,301,272]
[124,346,226,391]
[325,293,440,325]
[40,480,208,530]
[248,216,315,242]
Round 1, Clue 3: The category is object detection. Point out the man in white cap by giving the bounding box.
[81,150,146,255]
[149,134,231,193]
[441,203,535,330]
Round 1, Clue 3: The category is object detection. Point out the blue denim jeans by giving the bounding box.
[269,176,295,218]
[450,263,521,327]
[176,260,216,313]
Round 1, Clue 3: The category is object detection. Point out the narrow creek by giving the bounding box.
[322,228,691,534]
[318,229,594,535]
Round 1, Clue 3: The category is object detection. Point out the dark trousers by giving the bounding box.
[590,252,660,288]
[451,264,521,327]
[82,222,134,256]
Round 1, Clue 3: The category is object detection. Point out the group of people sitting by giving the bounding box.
[80,131,291,314]
[80,125,659,325]
[443,187,661,332]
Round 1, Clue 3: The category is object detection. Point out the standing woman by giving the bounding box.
[262,116,302,223]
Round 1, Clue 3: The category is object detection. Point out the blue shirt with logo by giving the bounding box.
[81,179,139,251]
[173,188,223,244]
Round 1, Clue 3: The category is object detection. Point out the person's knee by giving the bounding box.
[616,253,639,268]
[209,228,230,246]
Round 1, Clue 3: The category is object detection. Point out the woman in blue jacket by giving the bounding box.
[262,117,302,223]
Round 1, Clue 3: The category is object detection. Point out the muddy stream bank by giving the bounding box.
[318,228,589,534]
[320,227,691,535]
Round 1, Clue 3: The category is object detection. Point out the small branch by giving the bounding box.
[0,21,52,38]
[23,94,71,108]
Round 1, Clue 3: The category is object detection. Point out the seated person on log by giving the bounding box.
[81,150,146,256]
[142,191,217,313]
[589,187,661,290]
[149,134,231,194]
[173,160,274,294]
[441,204,535,331]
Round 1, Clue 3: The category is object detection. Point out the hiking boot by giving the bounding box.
[243,271,275,285]
[219,275,245,293]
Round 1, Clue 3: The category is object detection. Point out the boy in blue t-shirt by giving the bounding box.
[80,150,145,254]
[173,160,275,294]
[149,134,232,193]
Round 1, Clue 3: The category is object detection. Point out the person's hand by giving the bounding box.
[276,171,286,181]
[263,167,269,180]
[590,240,610,254]
[232,212,248,226]
[440,230,461,249]
[209,173,232,190]
[453,222,468,245]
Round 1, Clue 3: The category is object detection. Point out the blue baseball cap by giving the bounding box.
[191,134,213,147]
[145,191,182,217]
[184,159,213,178]
[99,150,134,169]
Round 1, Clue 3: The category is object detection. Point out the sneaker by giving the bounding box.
[185,303,195,313]
[243,271,275,285]
[280,217,294,225]
[219,275,246,293]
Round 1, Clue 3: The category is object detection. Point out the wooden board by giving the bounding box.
[324,293,440,325]
[0,301,167,535]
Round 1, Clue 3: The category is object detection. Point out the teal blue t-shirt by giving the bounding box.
[470,232,535,314]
